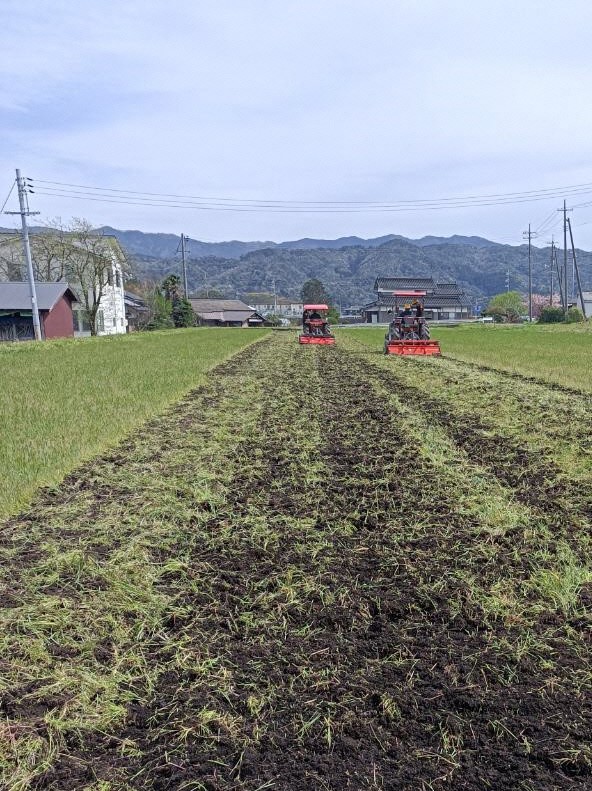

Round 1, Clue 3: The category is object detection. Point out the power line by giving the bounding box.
[0,181,15,214]
[534,208,559,235]
[33,177,592,204]
[31,177,592,211]
[32,186,592,214]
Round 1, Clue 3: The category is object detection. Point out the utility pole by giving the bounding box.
[4,169,41,340]
[567,217,586,318]
[180,233,188,298]
[547,239,555,305]
[554,243,565,310]
[558,200,572,317]
[175,233,189,297]
[272,279,277,314]
[505,269,510,292]
[522,223,537,321]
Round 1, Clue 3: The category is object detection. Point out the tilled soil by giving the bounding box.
[0,335,590,791]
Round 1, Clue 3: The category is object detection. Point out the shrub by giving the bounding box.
[538,306,565,324]
[566,307,585,323]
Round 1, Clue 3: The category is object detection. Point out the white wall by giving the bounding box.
[74,252,127,336]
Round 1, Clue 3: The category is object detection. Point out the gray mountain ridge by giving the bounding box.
[97,227,499,259]
[114,229,591,306]
[3,226,589,306]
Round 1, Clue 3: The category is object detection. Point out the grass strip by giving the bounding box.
[0,328,269,518]
[0,340,270,790]
[343,323,592,392]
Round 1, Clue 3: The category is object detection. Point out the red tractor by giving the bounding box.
[384,290,441,356]
[299,304,336,345]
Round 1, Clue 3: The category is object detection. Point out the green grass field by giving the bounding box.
[0,328,269,518]
[344,322,592,392]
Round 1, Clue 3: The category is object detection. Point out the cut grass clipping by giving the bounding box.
[0,328,269,518]
[1,333,590,790]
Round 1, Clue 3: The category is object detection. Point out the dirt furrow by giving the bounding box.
[348,351,592,539]
[124,339,590,790]
[1,335,589,791]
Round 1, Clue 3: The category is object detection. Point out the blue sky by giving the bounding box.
[2,0,592,246]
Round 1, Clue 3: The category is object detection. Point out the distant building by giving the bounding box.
[581,291,592,319]
[244,293,304,318]
[124,291,150,331]
[72,236,127,336]
[0,282,77,341]
[363,277,473,322]
[189,298,265,327]
[0,231,128,337]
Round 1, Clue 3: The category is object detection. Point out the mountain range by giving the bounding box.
[99,227,496,260]
[102,228,589,307]
[3,225,588,307]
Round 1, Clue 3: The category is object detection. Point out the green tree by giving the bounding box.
[301,278,330,304]
[172,297,195,327]
[485,291,526,322]
[145,288,174,330]
[162,274,182,302]
[265,313,282,326]
[161,274,195,327]
[327,306,340,324]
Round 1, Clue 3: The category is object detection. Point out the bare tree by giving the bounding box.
[29,218,73,281]
[0,233,23,280]
[64,219,122,336]
[2,218,132,335]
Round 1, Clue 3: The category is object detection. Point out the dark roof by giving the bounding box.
[375,276,469,305]
[244,295,300,306]
[365,295,472,310]
[124,292,147,305]
[189,298,253,312]
[375,277,436,291]
[428,295,473,308]
[189,298,265,323]
[435,282,463,295]
[199,310,257,322]
[0,282,77,311]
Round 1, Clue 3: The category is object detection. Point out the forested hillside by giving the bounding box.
[125,234,592,305]
[3,226,590,304]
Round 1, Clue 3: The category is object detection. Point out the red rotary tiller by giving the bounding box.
[384,290,441,356]
[299,304,336,345]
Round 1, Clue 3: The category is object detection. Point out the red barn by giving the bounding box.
[0,282,78,341]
